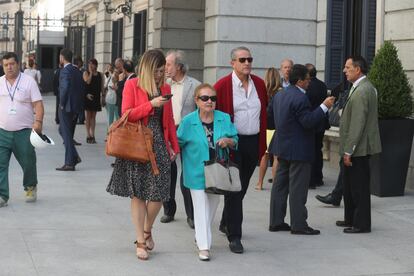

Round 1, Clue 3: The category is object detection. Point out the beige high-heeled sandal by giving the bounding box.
[134,241,149,260]
[144,230,154,251]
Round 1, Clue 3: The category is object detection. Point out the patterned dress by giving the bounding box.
[106,96,171,201]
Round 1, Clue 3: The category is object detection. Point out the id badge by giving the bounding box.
[8,107,17,115]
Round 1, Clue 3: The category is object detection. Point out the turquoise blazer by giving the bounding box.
[177,110,238,190]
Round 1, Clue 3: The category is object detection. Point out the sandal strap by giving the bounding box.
[144,231,152,239]
[134,241,147,249]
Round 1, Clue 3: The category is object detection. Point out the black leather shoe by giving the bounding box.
[291,226,320,235]
[343,227,371,234]
[336,220,352,227]
[269,222,291,232]
[56,165,75,171]
[219,224,229,235]
[75,157,82,166]
[160,215,174,223]
[315,193,341,206]
[229,239,244,254]
[187,218,195,229]
[73,140,82,146]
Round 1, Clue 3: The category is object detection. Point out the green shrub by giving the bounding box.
[368,41,414,119]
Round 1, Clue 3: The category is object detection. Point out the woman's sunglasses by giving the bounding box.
[197,95,217,102]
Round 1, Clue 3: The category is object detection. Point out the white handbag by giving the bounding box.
[204,146,241,195]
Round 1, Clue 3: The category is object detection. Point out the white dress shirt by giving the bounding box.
[232,71,261,135]
[169,76,185,126]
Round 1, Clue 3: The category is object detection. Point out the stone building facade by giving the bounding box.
[63,0,414,190]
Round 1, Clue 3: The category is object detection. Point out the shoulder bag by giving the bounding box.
[105,109,159,175]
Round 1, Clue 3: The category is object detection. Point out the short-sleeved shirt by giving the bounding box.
[0,73,42,131]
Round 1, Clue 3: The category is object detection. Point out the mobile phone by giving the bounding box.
[163,94,173,100]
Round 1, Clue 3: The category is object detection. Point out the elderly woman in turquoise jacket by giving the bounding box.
[177,83,238,261]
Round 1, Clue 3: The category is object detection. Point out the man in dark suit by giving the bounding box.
[268,64,334,235]
[56,48,84,171]
[305,63,329,189]
[116,60,136,117]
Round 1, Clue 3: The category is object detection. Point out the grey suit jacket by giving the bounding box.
[179,75,201,119]
[339,77,382,157]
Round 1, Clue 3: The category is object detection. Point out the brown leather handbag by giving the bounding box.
[105,109,159,175]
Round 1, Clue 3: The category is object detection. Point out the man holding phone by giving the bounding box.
[160,50,201,229]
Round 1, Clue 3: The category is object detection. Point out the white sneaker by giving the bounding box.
[0,197,7,207]
[25,186,37,203]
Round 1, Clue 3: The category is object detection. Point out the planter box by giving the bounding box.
[371,118,414,197]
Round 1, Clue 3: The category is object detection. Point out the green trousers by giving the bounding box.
[0,128,37,201]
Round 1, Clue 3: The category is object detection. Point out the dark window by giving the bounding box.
[325,0,376,89]
[66,27,82,58]
[133,10,147,59]
[85,25,95,62]
[111,18,123,63]
[41,47,54,69]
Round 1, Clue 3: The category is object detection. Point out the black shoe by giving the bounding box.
[315,193,341,207]
[187,218,195,229]
[336,220,352,227]
[229,239,244,254]
[74,157,82,166]
[56,165,75,171]
[91,137,97,144]
[160,215,174,223]
[73,140,82,146]
[291,226,320,235]
[219,224,229,235]
[343,227,371,234]
[269,222,291,232]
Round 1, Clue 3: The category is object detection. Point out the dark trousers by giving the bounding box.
[269,158,311,231]
[310,130,325,187]
[78,109,85,124]
[343,155,371,231]
[163,159,194,220]
[55,95,60,124]
[220,134,258,241]
[331,160,344,201]
[59,109,80,166]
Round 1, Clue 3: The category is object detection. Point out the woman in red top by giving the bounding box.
[107,49,179,261]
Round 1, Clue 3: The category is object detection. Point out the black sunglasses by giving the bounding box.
[236,57,253,63]
[198,95,217,102]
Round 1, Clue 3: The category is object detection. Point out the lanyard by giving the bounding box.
[5,73,22,102]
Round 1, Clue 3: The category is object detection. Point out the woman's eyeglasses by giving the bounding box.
[197,95,217,102]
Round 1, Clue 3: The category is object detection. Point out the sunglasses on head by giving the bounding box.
[198,95,217,102]
[236,57,253,63]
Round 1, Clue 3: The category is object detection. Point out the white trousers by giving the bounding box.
[190,189,220,250]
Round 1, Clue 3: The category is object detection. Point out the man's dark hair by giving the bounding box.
[289,64,308,85]
[2,52,19,63]
[305,63,317,78]
[347,55,368,74]
[123,60,134,73]
[73,56,83,67]
[60,48,73,63]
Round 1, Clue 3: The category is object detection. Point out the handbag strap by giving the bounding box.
[143,130,160,175]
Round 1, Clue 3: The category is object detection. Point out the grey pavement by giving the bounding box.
[1,95,414,276]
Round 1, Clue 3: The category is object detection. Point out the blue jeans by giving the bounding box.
[106,103,119,129]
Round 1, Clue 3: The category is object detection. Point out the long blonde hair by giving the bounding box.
[264,67,282,99]
[137,49,166,97]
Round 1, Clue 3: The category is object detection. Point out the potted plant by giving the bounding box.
[368,41,414,196]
